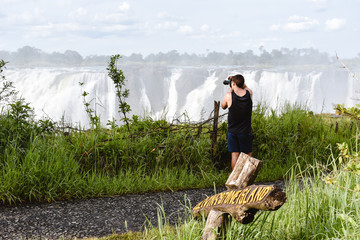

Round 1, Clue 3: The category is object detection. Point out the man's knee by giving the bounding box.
[232,152,239,159]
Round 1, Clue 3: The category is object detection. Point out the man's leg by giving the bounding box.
[231,152,240,169]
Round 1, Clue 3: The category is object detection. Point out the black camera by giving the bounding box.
[223,79,232,85]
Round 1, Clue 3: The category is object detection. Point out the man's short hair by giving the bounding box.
[232,74,245,88]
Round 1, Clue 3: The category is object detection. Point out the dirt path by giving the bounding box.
[0,181,285,239]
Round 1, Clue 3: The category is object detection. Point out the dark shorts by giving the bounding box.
[227,132,253,154]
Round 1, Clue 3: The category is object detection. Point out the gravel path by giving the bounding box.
[0,181,285,240]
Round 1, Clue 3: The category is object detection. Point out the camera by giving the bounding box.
[223,79,232,85]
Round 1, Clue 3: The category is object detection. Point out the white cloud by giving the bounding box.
[262,37,281,42]
[26,22,81,38]
[103,24,130,32]
[156,21,178,31]
[157,12,170,19]
[283,21,316,32]
[201,24,209,31]
[325,18,346,31]
[177,25,193,34]
[6,8,44,24]
[284,15,319,32]
[156,11,183,22]
[34,23,80,32]
[190,29,237,40]
[303,40,315,48]
[308,0,328,2]
[270,15,319,33]
[118,2,130,12]
[288,15,304,22]
[93,3,131,24]
[68,8,88,19]
[269,24,281,31]
[216,31,241,39]
[93,12,127,23]
[0,0,358,58]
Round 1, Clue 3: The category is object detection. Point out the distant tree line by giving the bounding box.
[0,45,359,67]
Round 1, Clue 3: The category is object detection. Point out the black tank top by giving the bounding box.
[228,90,252,134]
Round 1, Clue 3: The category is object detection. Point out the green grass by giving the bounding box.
[1,101,358,239]
[252,103,354,182]
[0,102,355,205]
[98,147,360,240]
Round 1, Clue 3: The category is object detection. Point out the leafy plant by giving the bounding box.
[0,59,17,103]
[79,81,100,128]
[8,98,34,126]
[323,139,360,193]
[107,54,131,132]
[335,103,360,121]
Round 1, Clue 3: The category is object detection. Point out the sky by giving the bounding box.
[0,0,359,58]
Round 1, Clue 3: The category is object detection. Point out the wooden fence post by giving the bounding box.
[211,101,220,160]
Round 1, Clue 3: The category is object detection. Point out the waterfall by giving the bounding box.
[4,64,359,127]
[180,70,218,120]
[161,68,182,119]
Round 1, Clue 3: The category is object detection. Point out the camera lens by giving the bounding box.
[223,79,231,85]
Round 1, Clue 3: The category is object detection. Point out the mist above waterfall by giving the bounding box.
[3,46,359,68]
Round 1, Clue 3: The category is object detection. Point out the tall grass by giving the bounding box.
[106,140,360,240]
[218,145,360,240]
[252,102,354,181]
[0,102,355,205]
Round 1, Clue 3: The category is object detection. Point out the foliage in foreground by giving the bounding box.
[99,134,360,240]
[0,100,355,205]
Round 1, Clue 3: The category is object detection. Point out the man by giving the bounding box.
[221,74,253,169]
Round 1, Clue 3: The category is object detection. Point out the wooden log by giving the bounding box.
[199,153,263,240]
[201,210,224,240]
[225,153,262,190]
[193,184,286,224]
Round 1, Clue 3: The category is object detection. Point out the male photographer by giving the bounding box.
[221,74,253,169]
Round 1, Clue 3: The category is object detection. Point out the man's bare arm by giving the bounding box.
[243,84,253,100]
[221,92,231,109]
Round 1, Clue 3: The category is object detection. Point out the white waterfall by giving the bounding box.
[3,64,359,127]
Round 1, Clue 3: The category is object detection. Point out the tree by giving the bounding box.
[127,53,144,62]
[64,50,83,65]
[15,46,42,66]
